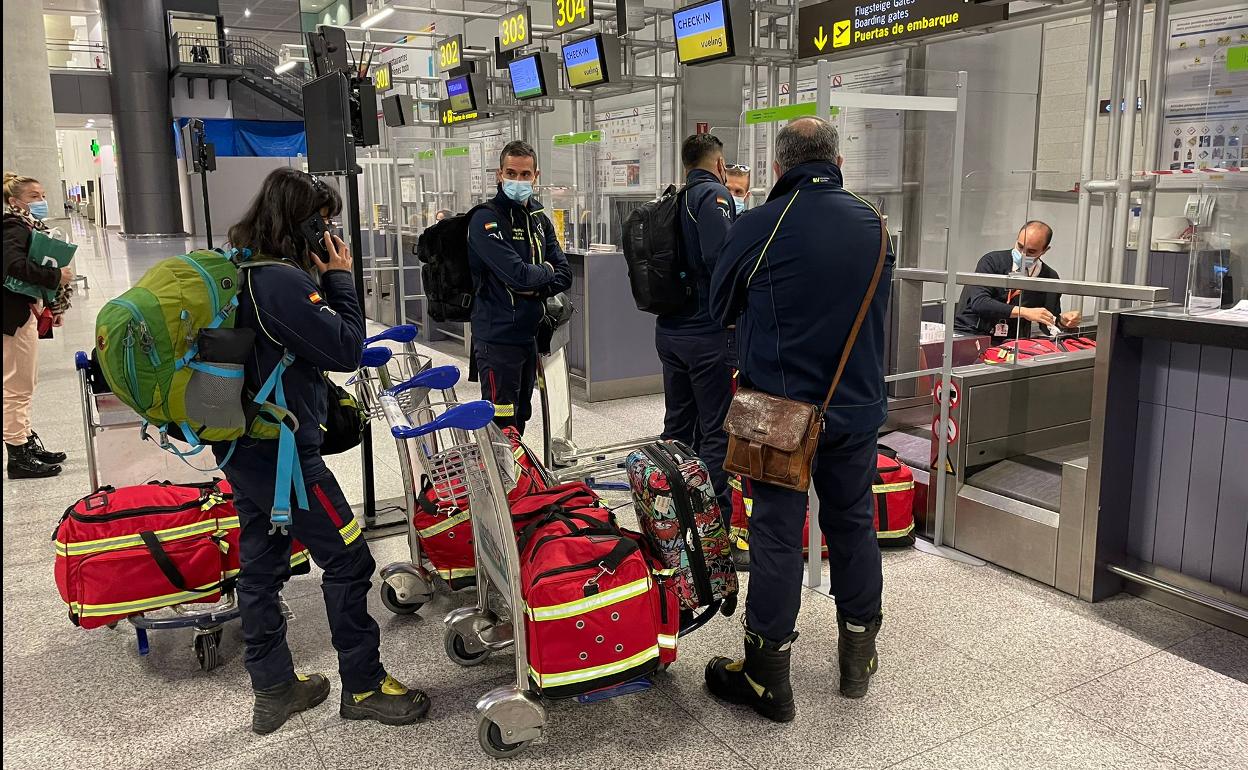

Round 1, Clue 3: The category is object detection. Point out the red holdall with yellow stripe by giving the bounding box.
[54,481,309,629]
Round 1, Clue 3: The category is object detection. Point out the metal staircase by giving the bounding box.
[171,33,309,117]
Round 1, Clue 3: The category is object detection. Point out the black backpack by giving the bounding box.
[622,182,706,316]
[414,202,501,322]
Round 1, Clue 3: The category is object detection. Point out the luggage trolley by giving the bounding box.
[350,325,464,615]
[380,391,552,758]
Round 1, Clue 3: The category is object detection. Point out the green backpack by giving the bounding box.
[95,250,307,531]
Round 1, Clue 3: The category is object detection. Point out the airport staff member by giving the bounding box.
[656,134,737,529]
[467,140,572,435]
[954,220,1081,339]
[707,118,893,723]
[725,163,751,215]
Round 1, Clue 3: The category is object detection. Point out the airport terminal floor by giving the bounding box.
[3,218,1246,770]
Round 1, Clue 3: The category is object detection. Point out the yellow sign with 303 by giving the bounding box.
[499,7,531,53]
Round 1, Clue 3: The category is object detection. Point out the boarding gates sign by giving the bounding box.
[798,0,1007,58]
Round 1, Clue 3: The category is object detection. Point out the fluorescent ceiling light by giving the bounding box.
[244,8,251,17]
[360,6,394,29]
[275,59,298,74]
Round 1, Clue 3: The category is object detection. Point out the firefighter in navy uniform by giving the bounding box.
[707,118,894,722]
[467,140,573,435]
[655,133,738,532]
[217,169,429,735]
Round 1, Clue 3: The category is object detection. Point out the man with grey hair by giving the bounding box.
[706,117,894,722]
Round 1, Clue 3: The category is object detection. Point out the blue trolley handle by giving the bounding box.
[381,399,495,441]
[364,324,418,346]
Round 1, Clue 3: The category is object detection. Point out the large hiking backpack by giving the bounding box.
[622,183,701,316]
[415,202,500,322]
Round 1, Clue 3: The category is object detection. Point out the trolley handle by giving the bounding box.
[76,350,90,371]
[385,365,460,396]
[382,398,495,440]
[365,324,419,346]
[360,346,394,368]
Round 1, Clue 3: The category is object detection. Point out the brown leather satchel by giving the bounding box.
[722,213,889,492]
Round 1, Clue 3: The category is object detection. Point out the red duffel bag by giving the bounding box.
[54,481,309,629]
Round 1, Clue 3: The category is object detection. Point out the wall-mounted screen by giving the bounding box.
[673,0,735,65]
[446,74,476,113]
[508,53,548,100]
[562,34,609,88]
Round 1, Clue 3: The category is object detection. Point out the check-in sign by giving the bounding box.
[798,0,1007,59]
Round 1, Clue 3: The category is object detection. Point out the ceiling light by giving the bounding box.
[244,7,251,17]
[275,59,298,74]
[360,5,394,29]
[224,27,231,34]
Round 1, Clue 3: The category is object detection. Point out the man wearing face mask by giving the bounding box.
[466,140,572,435]
[724,164,751,216]
[954,220,1082,340]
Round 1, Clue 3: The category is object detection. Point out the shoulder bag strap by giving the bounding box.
[819,214,889,415]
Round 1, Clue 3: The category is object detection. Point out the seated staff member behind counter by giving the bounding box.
[954,220,1082,340]
[467,140,573,435]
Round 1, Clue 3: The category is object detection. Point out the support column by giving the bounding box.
[2,3,65,219]
[104,0,184,235]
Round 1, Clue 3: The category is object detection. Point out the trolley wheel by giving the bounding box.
[445,628,490,667]
[194,629,224,671]
[380,582,424,616]
[478,716,531,759]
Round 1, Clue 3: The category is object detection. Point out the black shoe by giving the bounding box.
[705,626,798,723]
[26,432,67,465]
[6,442,61,479]
[730,542,751,572]
[838,612,882,698]
[252,673,331,735]
[340,675,430,726]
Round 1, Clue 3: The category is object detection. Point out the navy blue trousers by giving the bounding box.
[475,340,538,436]
[655,329,734,528]
[745,429,883,642]
[222,443,385,693]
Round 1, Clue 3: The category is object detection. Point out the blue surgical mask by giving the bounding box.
[27,200,49,220]
[733,196,747,215]
[501,180,534,205]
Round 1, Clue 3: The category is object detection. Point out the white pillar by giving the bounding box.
[3,2,66,219]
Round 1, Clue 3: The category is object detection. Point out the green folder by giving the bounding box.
[3,230,77,303]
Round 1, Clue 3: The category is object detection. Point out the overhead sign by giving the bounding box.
[373,62,393,92]
[552,130,602,146]
[744,102,838,125]
[552,0,593,34]
[562,34,609,88]
[446,74,476,113]
[436,98,490,126]
[508,52,557,100]
[673,0,734,65]
[499,6,531,52]
[436,34,463,72]
[443,147,470,157]
[417,150,435,160]
[1231,46,1248,72]
[797,0,1007,59]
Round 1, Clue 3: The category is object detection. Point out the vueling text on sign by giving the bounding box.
[798,0,1007,59]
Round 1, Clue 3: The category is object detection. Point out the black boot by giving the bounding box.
[705,626,797,723]
[838,612,882,698]
[730,542,751,572]
[340,674,430,726]
[6,442,61,479]
[252,673,331,735]
[26,432,67,465]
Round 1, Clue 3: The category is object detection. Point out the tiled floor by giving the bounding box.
[3,222,1246,770]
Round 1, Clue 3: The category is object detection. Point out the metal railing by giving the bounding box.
[47,38,108,71]
[171,32,309,99]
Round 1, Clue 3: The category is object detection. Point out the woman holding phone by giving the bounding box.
[220,168,430,735]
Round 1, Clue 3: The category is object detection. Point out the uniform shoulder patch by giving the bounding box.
[484,221,499,231]
[308,291,323,304]
[715,196,729,207]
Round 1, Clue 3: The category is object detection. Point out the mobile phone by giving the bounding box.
[299,214,331,263]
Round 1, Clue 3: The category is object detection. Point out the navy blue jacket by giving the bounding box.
[954,249,1063,338]
[656,168,736,336]
[711,161,894,434]
[216,261,365,456]
[467,187,573,346]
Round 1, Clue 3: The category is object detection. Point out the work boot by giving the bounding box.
[26,432,67,465]
[6,442,61,479]
[730,541,751,572]
[838,612,882,698]
[340,674,430,726]
[252,673,331,735]
[705,626,798,723]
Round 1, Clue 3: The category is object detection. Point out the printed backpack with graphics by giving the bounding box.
[415,202,501,322]
[622,182,708,316]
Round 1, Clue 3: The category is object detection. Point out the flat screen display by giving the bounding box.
[508,54,547,100]
[562,35,607,88]
[673,0,734,64]
[446,75,475,113]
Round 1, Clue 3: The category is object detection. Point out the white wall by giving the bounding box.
[171,88,234,119]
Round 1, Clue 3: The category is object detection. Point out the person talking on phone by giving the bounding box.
[219,169,429,736]
[954,220,1082,340]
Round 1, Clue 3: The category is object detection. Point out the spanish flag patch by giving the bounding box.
[484,221,498,231]
[308,291,322,304]
[716,197,729,207]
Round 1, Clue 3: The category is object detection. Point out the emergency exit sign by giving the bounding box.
[798,0,1007,59]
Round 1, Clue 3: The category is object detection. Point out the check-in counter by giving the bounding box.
[1083,305,1248,634]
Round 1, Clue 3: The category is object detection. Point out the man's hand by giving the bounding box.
[1059,310,1082,329]
[1019,306,1056,326]
[59,267,74,286]
[316,232,352,274]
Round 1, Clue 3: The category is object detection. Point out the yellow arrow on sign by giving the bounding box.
[814,25,828,51]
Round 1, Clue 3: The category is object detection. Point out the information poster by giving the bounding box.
[469,128,509,195]
[1160,7,1248,171]
[592,103,672,193]
[739,60,906,192]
